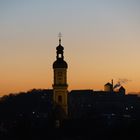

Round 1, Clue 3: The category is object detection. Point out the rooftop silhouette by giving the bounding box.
[0,38,140,140]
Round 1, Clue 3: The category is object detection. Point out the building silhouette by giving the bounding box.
[51,37,128,119]
[52,35,68,116]
[0,37,140,139]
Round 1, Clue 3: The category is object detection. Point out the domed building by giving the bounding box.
[52,35,68,116]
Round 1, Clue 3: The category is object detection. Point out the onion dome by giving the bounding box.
[53,34,68,69]
[53,59,68,68]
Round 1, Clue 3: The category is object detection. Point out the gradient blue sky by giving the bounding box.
[0,0,140,96]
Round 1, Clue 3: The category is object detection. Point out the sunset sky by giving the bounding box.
[0,0,140,96]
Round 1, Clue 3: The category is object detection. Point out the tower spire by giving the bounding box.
[58,32,62,45]
[53,36,68,117]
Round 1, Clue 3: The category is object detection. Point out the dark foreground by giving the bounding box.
[1,118,140,140]
[0,90,140,139]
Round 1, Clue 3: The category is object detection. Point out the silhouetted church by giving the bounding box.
[52,35,68,116]
[0,36,140,139]
[49,36,139,121]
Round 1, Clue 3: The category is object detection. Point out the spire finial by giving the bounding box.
[58,32,62,45]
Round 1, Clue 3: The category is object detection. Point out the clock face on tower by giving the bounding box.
[54,68,67,86]
[57,71,63,84]
[58,72,62,76]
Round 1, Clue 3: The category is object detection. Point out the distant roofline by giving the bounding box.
[70,89,93,92]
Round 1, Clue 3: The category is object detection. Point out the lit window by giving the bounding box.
[58,54,62,58]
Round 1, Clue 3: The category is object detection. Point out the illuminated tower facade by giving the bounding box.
[52,34,68,115]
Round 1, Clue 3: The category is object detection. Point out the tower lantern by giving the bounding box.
[52,34,68,116]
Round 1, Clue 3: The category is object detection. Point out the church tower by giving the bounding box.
[52,34,68,115]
